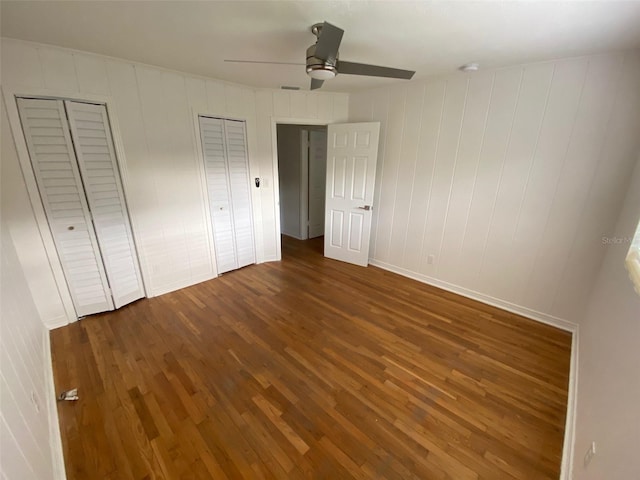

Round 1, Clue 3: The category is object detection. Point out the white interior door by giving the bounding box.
[65,101,144,309]
[308,129,327,239]
[17,98,114,316]
[324,122,380,267]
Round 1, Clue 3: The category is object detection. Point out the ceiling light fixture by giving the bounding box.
[306,64,337,80]
[459,63,480,72]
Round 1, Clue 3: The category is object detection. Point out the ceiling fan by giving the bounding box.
[225,22,415,90]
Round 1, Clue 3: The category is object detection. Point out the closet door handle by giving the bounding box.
[67,226,75,231]
[357,205,372,211]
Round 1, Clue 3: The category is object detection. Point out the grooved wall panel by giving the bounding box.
[374,88,406,265]
[1,38,348,315]
[572,156,640,480]
[1,217,56,479]
[389,83,424,265]
[349,51,640,323]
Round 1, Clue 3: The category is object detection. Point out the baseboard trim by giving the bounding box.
[368,259,578,333]
[44,330,67,479]
[281,231,303,241]
[150,271,216,297]
[44,314,70,330]
[561,328,579,480]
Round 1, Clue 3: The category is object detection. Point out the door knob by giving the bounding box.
[357,205,372,211]
[67,226,75,231]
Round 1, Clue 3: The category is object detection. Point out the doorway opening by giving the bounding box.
[276,124,328,255]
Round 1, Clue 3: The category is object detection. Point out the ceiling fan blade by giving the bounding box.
[224,59,305,66]
[314,22,344,63]
[310,78,324,90]
[337,60,415,79]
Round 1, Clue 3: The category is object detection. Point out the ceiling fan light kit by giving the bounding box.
[307,67,337,80]
[306,42,338,80]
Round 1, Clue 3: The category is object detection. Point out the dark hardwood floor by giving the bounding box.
[51,236,572,479]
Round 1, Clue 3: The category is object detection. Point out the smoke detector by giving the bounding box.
[459,63,480,72]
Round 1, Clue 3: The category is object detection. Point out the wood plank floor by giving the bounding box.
[51,236,572,479]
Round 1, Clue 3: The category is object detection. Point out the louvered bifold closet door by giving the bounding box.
[65,101,144,309]
[223,120,255,269]
[199,116,238,274]
[17,98,113,316]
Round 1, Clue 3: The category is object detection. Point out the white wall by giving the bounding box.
[1,38,348,325]
[277,124,303,239]
[571,156,640,479]
[349,51,640,326]
[0,196,63,478]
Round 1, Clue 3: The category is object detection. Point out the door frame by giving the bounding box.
[2,86,149,325]
[271,117,327,260]
[300,129,309,241]
[304,127,329,241]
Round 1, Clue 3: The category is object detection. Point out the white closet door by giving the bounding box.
[223,120,255,269]
[199,116,237,273]
[17,98,113,316]
[65,101,144,309]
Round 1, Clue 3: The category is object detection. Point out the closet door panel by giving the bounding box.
[17,98,113,316]
[199,116,237,273]
[65,101,144,309]
[224,120,256,269]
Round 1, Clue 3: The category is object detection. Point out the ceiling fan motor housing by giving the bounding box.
[306,44,338,79]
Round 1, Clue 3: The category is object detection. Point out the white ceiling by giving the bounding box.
[2,1,640,92]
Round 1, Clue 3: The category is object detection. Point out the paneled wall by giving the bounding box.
[1,38,347,325]
[0,216,62,478]
[572,156,640,479]
[350,51,640,324]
